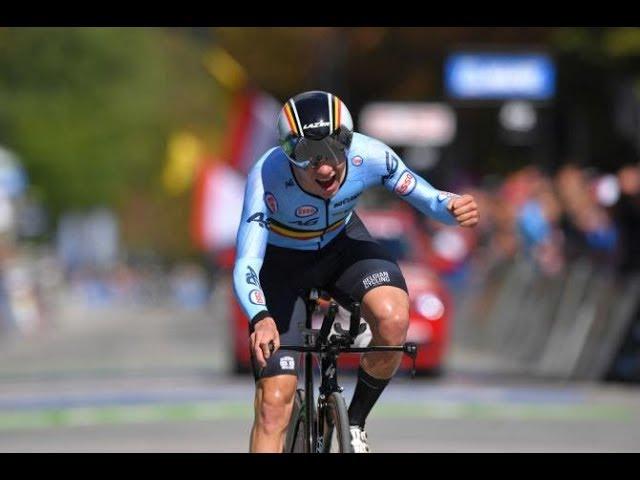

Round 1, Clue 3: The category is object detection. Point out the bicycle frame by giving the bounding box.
[304,289,316,453]
[281,289,417,453]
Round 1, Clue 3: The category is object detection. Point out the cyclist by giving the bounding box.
[233,91,479,453]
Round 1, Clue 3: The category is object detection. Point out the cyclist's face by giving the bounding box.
[296,157,346,199]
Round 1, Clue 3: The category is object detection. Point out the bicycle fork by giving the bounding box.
[316,345,345,453]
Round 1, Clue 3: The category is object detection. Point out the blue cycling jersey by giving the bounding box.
[233,132,459,324]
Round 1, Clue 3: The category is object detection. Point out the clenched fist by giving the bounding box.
[448,194,479,227]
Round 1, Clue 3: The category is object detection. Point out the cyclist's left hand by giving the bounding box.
[448,194,479,227]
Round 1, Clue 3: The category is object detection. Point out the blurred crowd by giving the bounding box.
[428,161,640,281]
[0,247,214,340]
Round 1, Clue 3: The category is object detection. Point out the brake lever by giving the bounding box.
[403,343,418,379]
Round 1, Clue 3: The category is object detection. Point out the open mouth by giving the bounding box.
[315,175,337,191]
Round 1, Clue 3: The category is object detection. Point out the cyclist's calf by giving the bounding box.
[252,376,297,452]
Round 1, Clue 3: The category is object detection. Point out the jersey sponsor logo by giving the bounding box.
[288,217,319,227]
[333,192,361,208]
[303,121,330,130]
[245,266,261,287]
[381,151,399,184]
[247,212,271,229]
[351,155,363,166]
[249,289,266,306]
[279,356,295,370]
[394,170,417,196]
[295,205,318,217]
[264,192,278,213]
[362,271,391,289]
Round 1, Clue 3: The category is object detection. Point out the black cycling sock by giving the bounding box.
[348,366,391,428]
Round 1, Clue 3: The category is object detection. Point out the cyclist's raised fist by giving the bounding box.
[448,194,479,228]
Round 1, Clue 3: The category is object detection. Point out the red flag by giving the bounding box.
[191,158,245,259]
[224,88,281,175]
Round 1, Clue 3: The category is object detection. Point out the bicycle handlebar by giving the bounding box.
[278,342,418,356]
[278,341,419,378]
[267,290,420,376]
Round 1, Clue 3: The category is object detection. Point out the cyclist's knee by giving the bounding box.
[363,288,410,344]
[377,309,409,344]
[255,376,296,434]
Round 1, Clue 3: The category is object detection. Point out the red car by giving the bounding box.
[229,206,452,376]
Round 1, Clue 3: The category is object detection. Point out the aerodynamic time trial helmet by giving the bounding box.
[277,91,354,169]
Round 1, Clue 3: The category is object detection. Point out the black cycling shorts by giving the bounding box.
[249,213,408,381]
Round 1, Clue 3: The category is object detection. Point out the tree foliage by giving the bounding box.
[0,27,224,256]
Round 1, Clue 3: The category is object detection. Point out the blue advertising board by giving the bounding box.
[445,52,556,101]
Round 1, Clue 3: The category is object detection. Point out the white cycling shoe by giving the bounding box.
[349,426,371,453]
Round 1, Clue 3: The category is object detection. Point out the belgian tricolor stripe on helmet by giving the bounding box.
[286,100,305,137]
[283,102,298,136]
[327,93,334,133]
[333,95,341,132]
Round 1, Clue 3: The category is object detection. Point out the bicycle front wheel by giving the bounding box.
[284,389,311,453]
[321,392,353,453]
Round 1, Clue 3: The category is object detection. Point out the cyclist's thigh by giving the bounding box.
[250,299,305,381]
[250,246,308,382]
[325,214,408,307]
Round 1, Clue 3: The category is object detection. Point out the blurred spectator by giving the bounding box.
[57,208,119,277]
[170,263,211,310]
[605,162,640,383]
[614,163,640,274]
[555,165,618,264]
[516,172,564,275]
